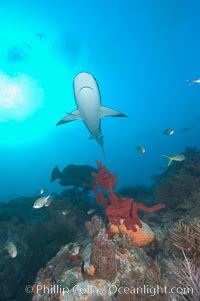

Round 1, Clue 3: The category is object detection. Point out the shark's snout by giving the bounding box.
[74,72,98,94]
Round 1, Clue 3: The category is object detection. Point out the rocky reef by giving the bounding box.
[32,215,165,301]
[32,213,200,301]
[0,189,92,301]
[1,147,200,301]
[153,147,200,211]
[31,153,200,301]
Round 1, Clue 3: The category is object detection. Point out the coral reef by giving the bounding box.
[0,191,89,301]
[169,219,200,266]
[167,218,200,301]
[110,221,155,246]
[32,213,161,301]
[91,228,118,281]
[32,208,183,301]
[29,151,200,301]
[85,215,103,239]
[60,273,79,290]
[91,161,165,241]
[153,147,200,209]
[2,149,200,301]
[168,255,200,301]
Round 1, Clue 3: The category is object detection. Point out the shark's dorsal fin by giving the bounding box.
[56,109,82,126]
[100,106,127,118]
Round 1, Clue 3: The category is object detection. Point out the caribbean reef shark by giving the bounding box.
[56,72,127,157]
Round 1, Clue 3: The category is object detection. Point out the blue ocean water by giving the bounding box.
[0,0,199,200]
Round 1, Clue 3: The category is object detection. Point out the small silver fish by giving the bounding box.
[5,242,17,258]
[163,128,174,136]
[87,209,97,215]
[61,210,69,216]
[136,145,145,154]
[33,195,51,209]
[187,78,200,85]
[39,188,45,195]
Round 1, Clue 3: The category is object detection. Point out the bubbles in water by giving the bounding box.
[0,71,44,122]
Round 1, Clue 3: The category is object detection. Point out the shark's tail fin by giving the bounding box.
[50,166,62,182]
[162,155,173,167]
[95,135,106,159]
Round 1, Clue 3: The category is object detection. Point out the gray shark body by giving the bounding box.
[56,72,127,155]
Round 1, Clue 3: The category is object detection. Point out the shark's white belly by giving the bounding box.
[76,87,102,138]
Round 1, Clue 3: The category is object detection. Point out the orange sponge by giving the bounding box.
[110,220,155,246]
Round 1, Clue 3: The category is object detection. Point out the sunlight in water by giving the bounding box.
[0,71,44,122]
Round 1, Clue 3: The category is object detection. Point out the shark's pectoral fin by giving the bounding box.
[100,106,127,118]
[56,110,82,126]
